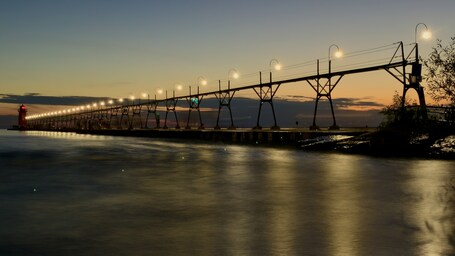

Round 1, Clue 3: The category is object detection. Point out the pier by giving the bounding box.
[25,42,428,135]
[49,127,374,146]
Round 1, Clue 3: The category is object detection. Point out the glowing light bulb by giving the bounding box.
[422,30,432,40]
[334,50,343,58]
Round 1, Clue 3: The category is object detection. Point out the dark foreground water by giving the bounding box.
[0,130,454,255]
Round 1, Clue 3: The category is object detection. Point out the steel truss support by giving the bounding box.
[99,109,109,129]
[80,114,88,130]
[185,87,204,129]
[145,101,160,128]
[384,41,427,119]
[163,97,180,129]
[307,74,344,130]
[109,108,120,129]
[119,106,130,130]
[129,104,142,129]
[214,80,236,129]
[253,82,281,130]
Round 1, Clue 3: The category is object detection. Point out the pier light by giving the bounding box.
[141,93,149,103]
[86,104,91,109]
[414,23,432,65]
[108,99,114,105]
[72,108,76,112]
[227,69,239,88]
[415,23,431,44]
[58,111,62,114]
[334,50,343,58]
[155,88,164,100]
[270,59,282,71]
[229,68,240,80]
[118,98,124,103]
[198,76,207,86]
[100,101,105,106]
[80,106,85,110]
[328,44,342,74]
[92,103,97,107]
[329,44,342,61]
[173,84,183,97]
[63,110,67,113]
[269,59,282,82]
[76,107,80,111]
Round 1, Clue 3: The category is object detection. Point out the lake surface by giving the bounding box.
[0,130,454,255]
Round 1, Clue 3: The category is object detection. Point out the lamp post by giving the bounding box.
[415,23,431,45]
[197,76,207,95]
[328,44,342,74]
[269,59,281,82]
[129,95,135,105]
[100,101,105,107]
[174,83,183,98]
[155,88,163,101]
[141,93,149,104]
[228,69,239,89]
[414,23,431,63]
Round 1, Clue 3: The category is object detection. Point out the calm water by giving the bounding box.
[0,130,454,256]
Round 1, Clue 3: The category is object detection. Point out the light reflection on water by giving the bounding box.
[0,130,454,255]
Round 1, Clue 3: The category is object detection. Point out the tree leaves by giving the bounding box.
[424,37,455,104]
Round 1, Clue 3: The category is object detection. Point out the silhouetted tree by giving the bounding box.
[380,90,416,125]
[424,37,455,104]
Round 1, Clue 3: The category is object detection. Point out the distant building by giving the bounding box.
[18,104,27,129]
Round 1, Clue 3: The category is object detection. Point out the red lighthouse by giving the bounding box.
[18,104,27,129]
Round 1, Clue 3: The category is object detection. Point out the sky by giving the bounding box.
[1,0,455,124]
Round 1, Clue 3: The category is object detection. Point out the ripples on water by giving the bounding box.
[0,130,454,255]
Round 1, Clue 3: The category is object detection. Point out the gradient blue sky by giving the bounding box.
[1,0,454,116]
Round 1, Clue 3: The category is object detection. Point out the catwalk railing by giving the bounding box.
[26,41,427,131]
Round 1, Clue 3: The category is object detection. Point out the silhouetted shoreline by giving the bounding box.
[302,129,455,160]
